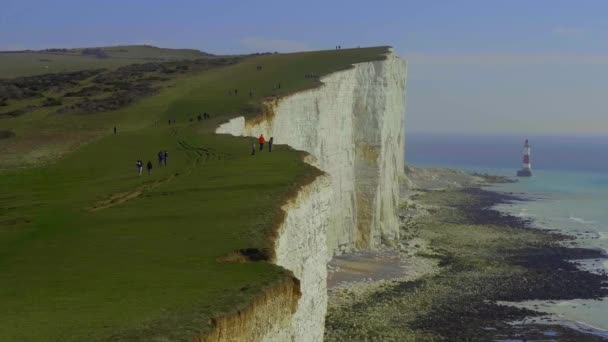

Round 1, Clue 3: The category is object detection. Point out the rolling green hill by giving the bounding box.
[0,46,388,340]
[0,45,213,78]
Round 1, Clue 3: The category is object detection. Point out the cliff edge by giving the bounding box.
[213,50,407,341]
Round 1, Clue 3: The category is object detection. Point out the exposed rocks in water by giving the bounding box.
[325,186,608,341]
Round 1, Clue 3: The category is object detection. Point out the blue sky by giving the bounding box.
[2,0,608,134]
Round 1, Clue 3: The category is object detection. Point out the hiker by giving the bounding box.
[113,126,117,135]
[277,83,281,89]
[146,161,153,175]
[258,134,265,151]
[268,137,274,152]
[168,119,171,125]
[163,151,168,166]
[136,159,143,176]
[234,88,238,96]
[251,142,256,155]
[158,151,164,166]
[197,114,202,121]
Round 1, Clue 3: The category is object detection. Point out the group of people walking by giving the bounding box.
[168,113,212,125]
[136,150,168,176]
[158,150,168,166]
[252,134,273,155]
[135,133,278,177]
[229,88,258,98]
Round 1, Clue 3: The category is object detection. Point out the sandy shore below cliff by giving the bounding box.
[327,241,438,315]
[327,166,498,302]
[327,244,436,289]
[325,166,482,313]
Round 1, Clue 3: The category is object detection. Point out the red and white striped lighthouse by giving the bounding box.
[517,139,532,177]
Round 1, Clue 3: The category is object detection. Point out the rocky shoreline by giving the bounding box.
[325,177,608,341]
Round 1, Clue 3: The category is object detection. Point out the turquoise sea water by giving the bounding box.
[406,134,608,337]
[488,170,608,338]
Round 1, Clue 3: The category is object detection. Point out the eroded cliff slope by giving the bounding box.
[214,50,407,341]
[218,51,406,253]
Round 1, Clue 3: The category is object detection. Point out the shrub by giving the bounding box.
[0,130,15,139]
[81,48,109,59]
[42,97,62,106]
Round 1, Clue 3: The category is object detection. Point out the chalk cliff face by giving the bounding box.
[272,174,332,341]
[214,51,406,341]
[218,51,406,253]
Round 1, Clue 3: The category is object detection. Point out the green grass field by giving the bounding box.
[0,45,212,78]
[0,46,388,341]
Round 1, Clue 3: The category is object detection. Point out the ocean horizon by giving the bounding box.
[406,132,608,174]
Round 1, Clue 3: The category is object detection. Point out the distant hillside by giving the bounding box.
[0,45,213,78]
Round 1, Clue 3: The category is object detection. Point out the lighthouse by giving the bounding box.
[516,139,532,177]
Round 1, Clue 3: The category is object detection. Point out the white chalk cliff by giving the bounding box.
[214,50,407,341]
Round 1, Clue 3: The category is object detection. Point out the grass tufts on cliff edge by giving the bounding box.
[0,46,389,341]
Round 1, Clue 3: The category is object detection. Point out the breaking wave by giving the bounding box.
[569,216,596,225]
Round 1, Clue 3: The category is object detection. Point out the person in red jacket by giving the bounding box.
[258,134,266,151]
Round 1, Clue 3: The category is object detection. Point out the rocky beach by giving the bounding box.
[325,167,608,341]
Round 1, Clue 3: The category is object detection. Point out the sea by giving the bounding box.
[406,132,608,338]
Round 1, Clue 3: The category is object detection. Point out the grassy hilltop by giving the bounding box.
[0,46,388,340]
[0,45,212,79]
